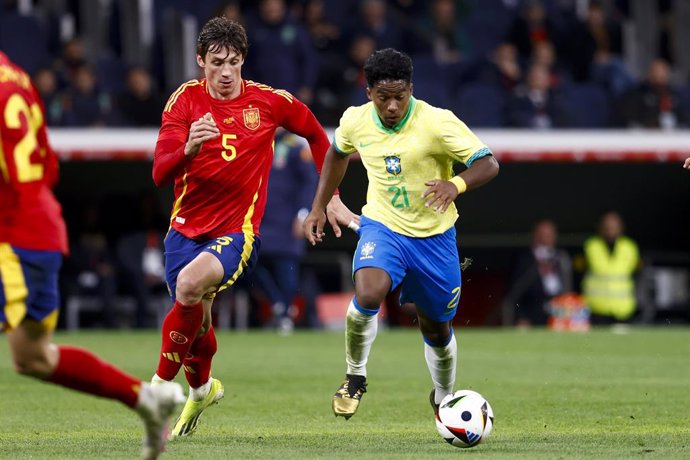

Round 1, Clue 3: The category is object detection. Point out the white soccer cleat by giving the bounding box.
[136,381,186,460]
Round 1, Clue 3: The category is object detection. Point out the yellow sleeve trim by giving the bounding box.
[449,176,467,194]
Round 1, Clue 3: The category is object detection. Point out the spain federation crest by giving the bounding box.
[384,155,401,175]
[243,107,260,130]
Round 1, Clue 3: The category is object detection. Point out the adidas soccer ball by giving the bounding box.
[434,390,494,448]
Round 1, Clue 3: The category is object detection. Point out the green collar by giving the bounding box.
[372,96,416,133]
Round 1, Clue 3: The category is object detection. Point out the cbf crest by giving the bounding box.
[384,155,401,176]
[243,107,260,130]
[360,241,376,260]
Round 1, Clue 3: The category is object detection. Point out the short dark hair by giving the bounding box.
[363,48,413,88]
[197,17,248,60]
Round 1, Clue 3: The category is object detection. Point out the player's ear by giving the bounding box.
[196,54,205,68]
[409,82,413,95]
[366,87,372,101]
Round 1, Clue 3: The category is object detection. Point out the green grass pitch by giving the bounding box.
[1,327,689,459]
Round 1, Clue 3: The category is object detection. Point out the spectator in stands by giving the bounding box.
[59,63,114,126]
[507,0,561,62]
[33,67,63,126]
[211,0,243,23]
[54,37,88,88]
[350,0,404,51]
[529,40,569,89]
[341,34,377,107]
[616,58,688,129]
[581,211,640,324]
[116,66,165,127]
[507,63,569,129]
[475,42,522,92]
[245,0,318,105]
[303,0,342,54]
[564,0,632,95]
[249,129,319,333]
[414,0,471,64]
[502,219,572,327]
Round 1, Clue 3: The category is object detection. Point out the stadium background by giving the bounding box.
[1,0,689,327]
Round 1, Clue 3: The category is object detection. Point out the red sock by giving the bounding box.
[156,300,203,381]
[49,346,140,408]
[183,325,217,388]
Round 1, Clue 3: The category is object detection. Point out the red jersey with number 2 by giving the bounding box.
[0,52,67,253]
[153,79,329,241]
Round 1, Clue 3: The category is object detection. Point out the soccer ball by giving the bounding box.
[434,390,494,448]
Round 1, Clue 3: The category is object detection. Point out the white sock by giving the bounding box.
[190,378,212,401]
[151,374,169,384]
[425,334,457,405]
[345,301,378,377]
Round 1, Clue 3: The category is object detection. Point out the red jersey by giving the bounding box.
[153,79,329,240]
[0,52,67,253]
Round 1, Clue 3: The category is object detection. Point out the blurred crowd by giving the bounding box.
[1,0,689,128]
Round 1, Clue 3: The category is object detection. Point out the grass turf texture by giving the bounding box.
[0,328,688,459]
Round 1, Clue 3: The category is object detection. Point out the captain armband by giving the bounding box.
[449,176,467,194]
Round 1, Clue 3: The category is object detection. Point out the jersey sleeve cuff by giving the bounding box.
[466,146,493,168]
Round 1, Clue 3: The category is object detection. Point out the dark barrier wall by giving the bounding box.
[55,159,690,253]
[55,160,690,325]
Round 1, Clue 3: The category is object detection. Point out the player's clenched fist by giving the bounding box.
[185,112,220,158]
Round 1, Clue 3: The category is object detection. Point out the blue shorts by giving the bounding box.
[352,216,462,323]
[0,243,62,331]
[164,229,260,301]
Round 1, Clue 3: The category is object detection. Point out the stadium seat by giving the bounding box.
[453,82,507,128]
[559,83,612,128]
[0,13,49,75]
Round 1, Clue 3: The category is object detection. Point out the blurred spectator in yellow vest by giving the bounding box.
[582,211,640,323]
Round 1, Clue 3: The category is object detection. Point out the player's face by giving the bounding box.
[367,80,413,128]
[197,47,244,100]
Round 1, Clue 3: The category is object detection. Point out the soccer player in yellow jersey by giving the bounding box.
[304,48,499,419]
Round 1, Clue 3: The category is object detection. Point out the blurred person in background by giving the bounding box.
[249,129,319,333]
[116,66,165,127]
[415,0,471,64]
[63,203,119,328]
[350,0,404,51]
[616,58,688,129]
[507,63,569,129]
[244,0,318,105]
[564,0,632,95]
[502,219,572,327]
[507,0,561,62]
[475,42,521,92]
[581,211,640,324]
[0,50,183,460]
[58,63,113,126]
[32,67,63,126]
[150,16,357,438]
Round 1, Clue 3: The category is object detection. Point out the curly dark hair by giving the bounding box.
[363,48,413,88]
[197,17,248,60]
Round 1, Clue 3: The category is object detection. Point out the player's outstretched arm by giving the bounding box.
[304,145,351,245]
[423,155,500,213]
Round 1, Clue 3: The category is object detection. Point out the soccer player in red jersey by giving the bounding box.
[0,51,185,459]
[151,17,358,436]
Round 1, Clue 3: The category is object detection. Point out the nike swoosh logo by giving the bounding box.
[358,141,374,148]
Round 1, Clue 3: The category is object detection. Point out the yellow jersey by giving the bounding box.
[334,97,491,237]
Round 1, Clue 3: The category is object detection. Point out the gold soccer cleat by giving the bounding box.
[332,374,367,419]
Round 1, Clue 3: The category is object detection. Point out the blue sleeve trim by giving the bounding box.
[466,147,493,168]
[332,139,351,157]
[353,297,380,316]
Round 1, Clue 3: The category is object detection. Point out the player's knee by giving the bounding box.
[12,354,52,379]
[354,291,385,310]
[175,272,205,302]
